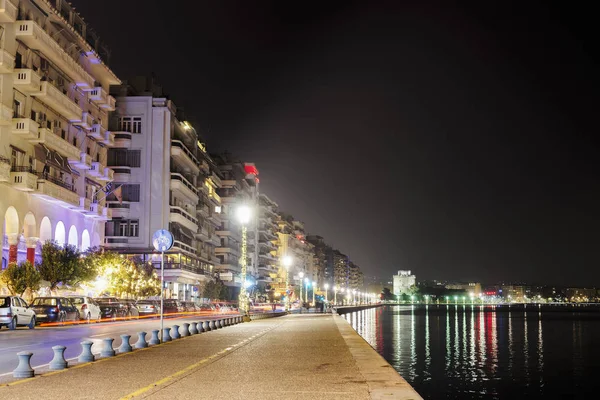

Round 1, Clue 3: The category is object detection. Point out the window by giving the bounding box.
[129,220,139,237]
[132,117,142,133]
[107,149,141,167]
[107,184,140,202]
[119,222,128,237]
[119,117,142,133]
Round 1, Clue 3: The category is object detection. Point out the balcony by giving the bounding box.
[0,157,10,182]
[87,87,115,110]
[170,140,199,173]
[88,161,104,178]
[112,168,131,183]
[169,206,199,232]
[170,173,199,203]
[34,175,79,208]
[208,212,221,225]
[72,197,91,213]
[13,69,41,93]
[113,132,131,148]
[12,118,39,139]
[196,203,209,217]
[100,207,112,221]
[86,203,103,219]
[216,247,240,257]
[0,0,17,23]
[68,152,92,170]
[0,48,15,74]
[102,167,114,182]
[9,166,37,191]
[74,112,94,130]
[104,237,129,249]
[34,82,81,121]
[102,131,115,147]
[195,225,210,241]
[14,21,94,88]
[107,202,130,219]
[28,128,81,161]
[210,173,222,188]
[87,123,104,139]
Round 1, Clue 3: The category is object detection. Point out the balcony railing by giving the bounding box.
[170,173,199,197]
[34,81,81,121]
[36,172,74,192]
[171,140,199,168]
[0,0,18,23]
[14,20,94,88]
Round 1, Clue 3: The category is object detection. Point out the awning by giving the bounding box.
[171,223,194,240]
[34,145,73,174]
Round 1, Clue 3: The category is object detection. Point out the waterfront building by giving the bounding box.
[349,261,364,290]
[103,76,218,301]
[275,214,314,298]
[332,250,350,289]
[445,282,482,296]
[256,193,279,288]
[393,270,416,296]
[212,155,259,298]
[306,234,334,287]
[1,0,119,275]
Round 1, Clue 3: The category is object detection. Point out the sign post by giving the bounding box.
[152,229,173,342]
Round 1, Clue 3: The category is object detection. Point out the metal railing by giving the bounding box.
[170,206,198,225]
[36,172,75,192]
[171,173,199,196]
[171,140,200,166]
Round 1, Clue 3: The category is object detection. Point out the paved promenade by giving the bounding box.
[0,314,422,400]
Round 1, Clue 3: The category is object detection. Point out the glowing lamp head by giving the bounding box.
[312,281,316,287]
[304,277,309,284]
[236,205,252,225]
[282,255,293,268]
[299,271,304,278]
[324,283,329,290]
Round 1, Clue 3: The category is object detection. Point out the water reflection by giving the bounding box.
[346,305,600,399]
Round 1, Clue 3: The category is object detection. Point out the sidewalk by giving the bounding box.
[0,314,422,400]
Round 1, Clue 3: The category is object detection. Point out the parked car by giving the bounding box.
[0,296,36,330]
[182,302,200,313]
[120,299,140,319]
[136,300,159,318]
[94,297,126,320]
[68,296,101,323]
[30,297,80,323]
[199,303,216,312]
[163,299,184,315]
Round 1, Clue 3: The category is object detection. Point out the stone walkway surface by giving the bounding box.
[0,314,422,400]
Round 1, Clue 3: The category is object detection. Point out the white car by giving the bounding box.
[68,296,101,323]
[0,296,36,330]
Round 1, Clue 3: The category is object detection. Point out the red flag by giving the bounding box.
[114,185,123,204]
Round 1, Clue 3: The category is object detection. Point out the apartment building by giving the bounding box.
[306,235,334,287]
[212,155,258,297]
[103,77,220,301]
[1,0,119,271]
[256,193,279,287]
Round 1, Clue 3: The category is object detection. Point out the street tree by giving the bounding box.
[0,261,41,298]
[38,242,97,292]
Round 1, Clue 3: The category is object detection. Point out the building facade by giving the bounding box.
[103,77,219,301]
[1,0,119,275]
[393,270,416,296]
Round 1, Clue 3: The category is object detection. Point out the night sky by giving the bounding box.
[72,1,598,286]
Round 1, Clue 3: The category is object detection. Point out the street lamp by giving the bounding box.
[282,255,292,312]
[304,277,309,303]
[352,289,357,305]
[299,271,304,306]
[312,281,317,305]
[340,287,345,305]
[236,205,252,317]
[324,283,329,303]
[334,286,338,305]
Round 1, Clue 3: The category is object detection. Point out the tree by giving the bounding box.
[381,287,396,301]
[0,261,41,297]
[203,279,229,301]
[38,242,97,292]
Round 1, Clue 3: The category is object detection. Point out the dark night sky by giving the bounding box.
[72,1,598,286]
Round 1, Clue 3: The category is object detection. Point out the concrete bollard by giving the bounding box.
[205,320,212,331]
[13,351,34,378]
[135,332,148,349]
[171,325,181,339]
[224,318,229,326]
[101,338,115,357]
[189,322,198,335]
[49,345,68,370]
[149,330,160,345]
[217,319,224,329]
[162,327,172,342]
[210,320,217,330]
[197,321,204,333]
[118,334,132,353]
[181,323,190,337]
[78,341,95,363]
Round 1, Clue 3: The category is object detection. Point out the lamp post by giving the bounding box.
[324,283,329,303]
[304,277,309,303]
[334,286,338,305]
[152,229,173,343]
[340,288,345,305]
[299,271,304,305]
[236,205,252,317]
[312,281,316,305]
[352,289,357,305]
[282,256,292,312]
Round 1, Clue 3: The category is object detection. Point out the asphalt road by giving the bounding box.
[0,312,237,377]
